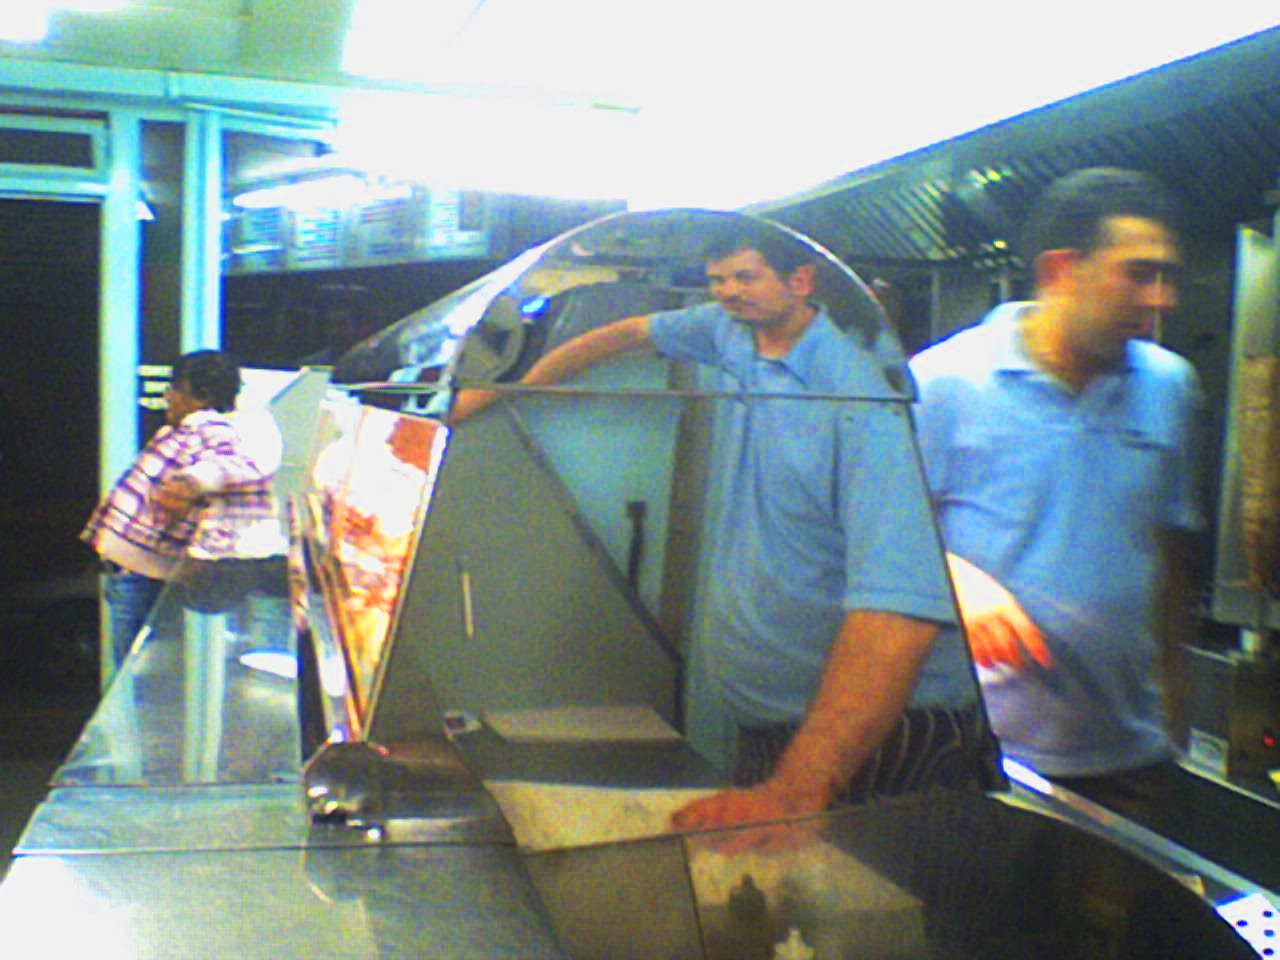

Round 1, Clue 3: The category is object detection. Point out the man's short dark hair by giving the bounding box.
[701,220,813,277]
[1020,167,1182,264]
[172,350,241,412]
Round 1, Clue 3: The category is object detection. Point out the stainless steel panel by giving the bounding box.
[453,728,725,792]
[366,399,684,744]
[527,792,1259,960]
[55,558,300,788]
[16,784,308,855]
[1186,645,1280,781]
[303,740,516,846]
[0,844,567,959]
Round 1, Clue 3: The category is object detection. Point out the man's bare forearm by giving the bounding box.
[449,315,652,423]
[768,610,939,811]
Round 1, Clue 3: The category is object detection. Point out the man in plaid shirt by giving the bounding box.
[82,351,284,667]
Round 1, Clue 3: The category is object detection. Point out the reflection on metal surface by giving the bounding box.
[240,648,300,679]
[334,209,906,398]
[54,559,298,788]
[302,738,515,847]
[0,843,568,959]
[303,402,445,721]
[17,784,308,856]
[521,792,1258,959]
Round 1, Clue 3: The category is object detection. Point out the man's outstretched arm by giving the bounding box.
[448,314,653,424]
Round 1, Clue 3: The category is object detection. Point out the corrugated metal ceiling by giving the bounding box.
[754,27,1280,271]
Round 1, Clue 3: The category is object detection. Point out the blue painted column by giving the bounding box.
[98,109,144,686]
[181,109,223,351]
[99,109,143,492]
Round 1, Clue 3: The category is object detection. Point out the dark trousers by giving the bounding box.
[103,564,165,669]
[733,707,993,805]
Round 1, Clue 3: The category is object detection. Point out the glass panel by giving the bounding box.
[520,792,1258,960]
[676,794,1258,960]
[0,127,95,168]
[54,558,297,786]
[302,400,445,718]
[325,211,988,770]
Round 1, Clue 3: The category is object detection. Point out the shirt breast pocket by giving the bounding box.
[945,423,1059,529]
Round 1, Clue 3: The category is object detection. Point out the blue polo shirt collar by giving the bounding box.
[986,302,1037,374]
[757,306,834,386]
[988,300,1139,379]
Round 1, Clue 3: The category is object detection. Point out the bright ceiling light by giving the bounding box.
[344,0,490,83]
[336,4,1280,210]
[333,90,639,202]
[343,0,647,107]
[232,173,367,211]
[0,9,51,42]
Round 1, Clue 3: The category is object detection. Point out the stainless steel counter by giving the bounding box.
[0,840,566,959]
[449,727,726,792]
[0,559,570,959]
[2,556,1271,959]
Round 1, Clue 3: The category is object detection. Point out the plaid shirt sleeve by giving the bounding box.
[81,424,197,560]
[83,411,284,563]
[180,415,284,560]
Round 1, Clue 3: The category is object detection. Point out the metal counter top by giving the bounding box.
[0,841,568,959]
[1,558,571,958]
[446,726,726,792]
[53,559,300,789]
[3,556,1271,958]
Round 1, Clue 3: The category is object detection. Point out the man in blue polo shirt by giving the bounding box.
[454,222,989,830]
[911,168,1203,819]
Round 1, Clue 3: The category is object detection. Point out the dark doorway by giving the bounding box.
[0,198,101,688]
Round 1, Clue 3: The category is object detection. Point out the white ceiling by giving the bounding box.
[3,3,1280,209]
[2,1,357,84]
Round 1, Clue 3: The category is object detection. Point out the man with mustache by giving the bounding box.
[453,222,988,829]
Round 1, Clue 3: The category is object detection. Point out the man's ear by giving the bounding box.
[787,263,818,298]
[1033,248,1080,296]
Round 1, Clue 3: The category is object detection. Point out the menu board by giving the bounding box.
[225,206,286,274]
[424,189,490,259]
[306,402,446,715]
[287,206,349,271]
[223,188,490,273]
[354,195,418,264]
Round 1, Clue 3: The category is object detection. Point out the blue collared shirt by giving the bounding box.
[650,302,967,725]
[911,302,1203,776]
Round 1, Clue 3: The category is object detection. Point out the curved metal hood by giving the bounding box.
[332,208,916,404]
